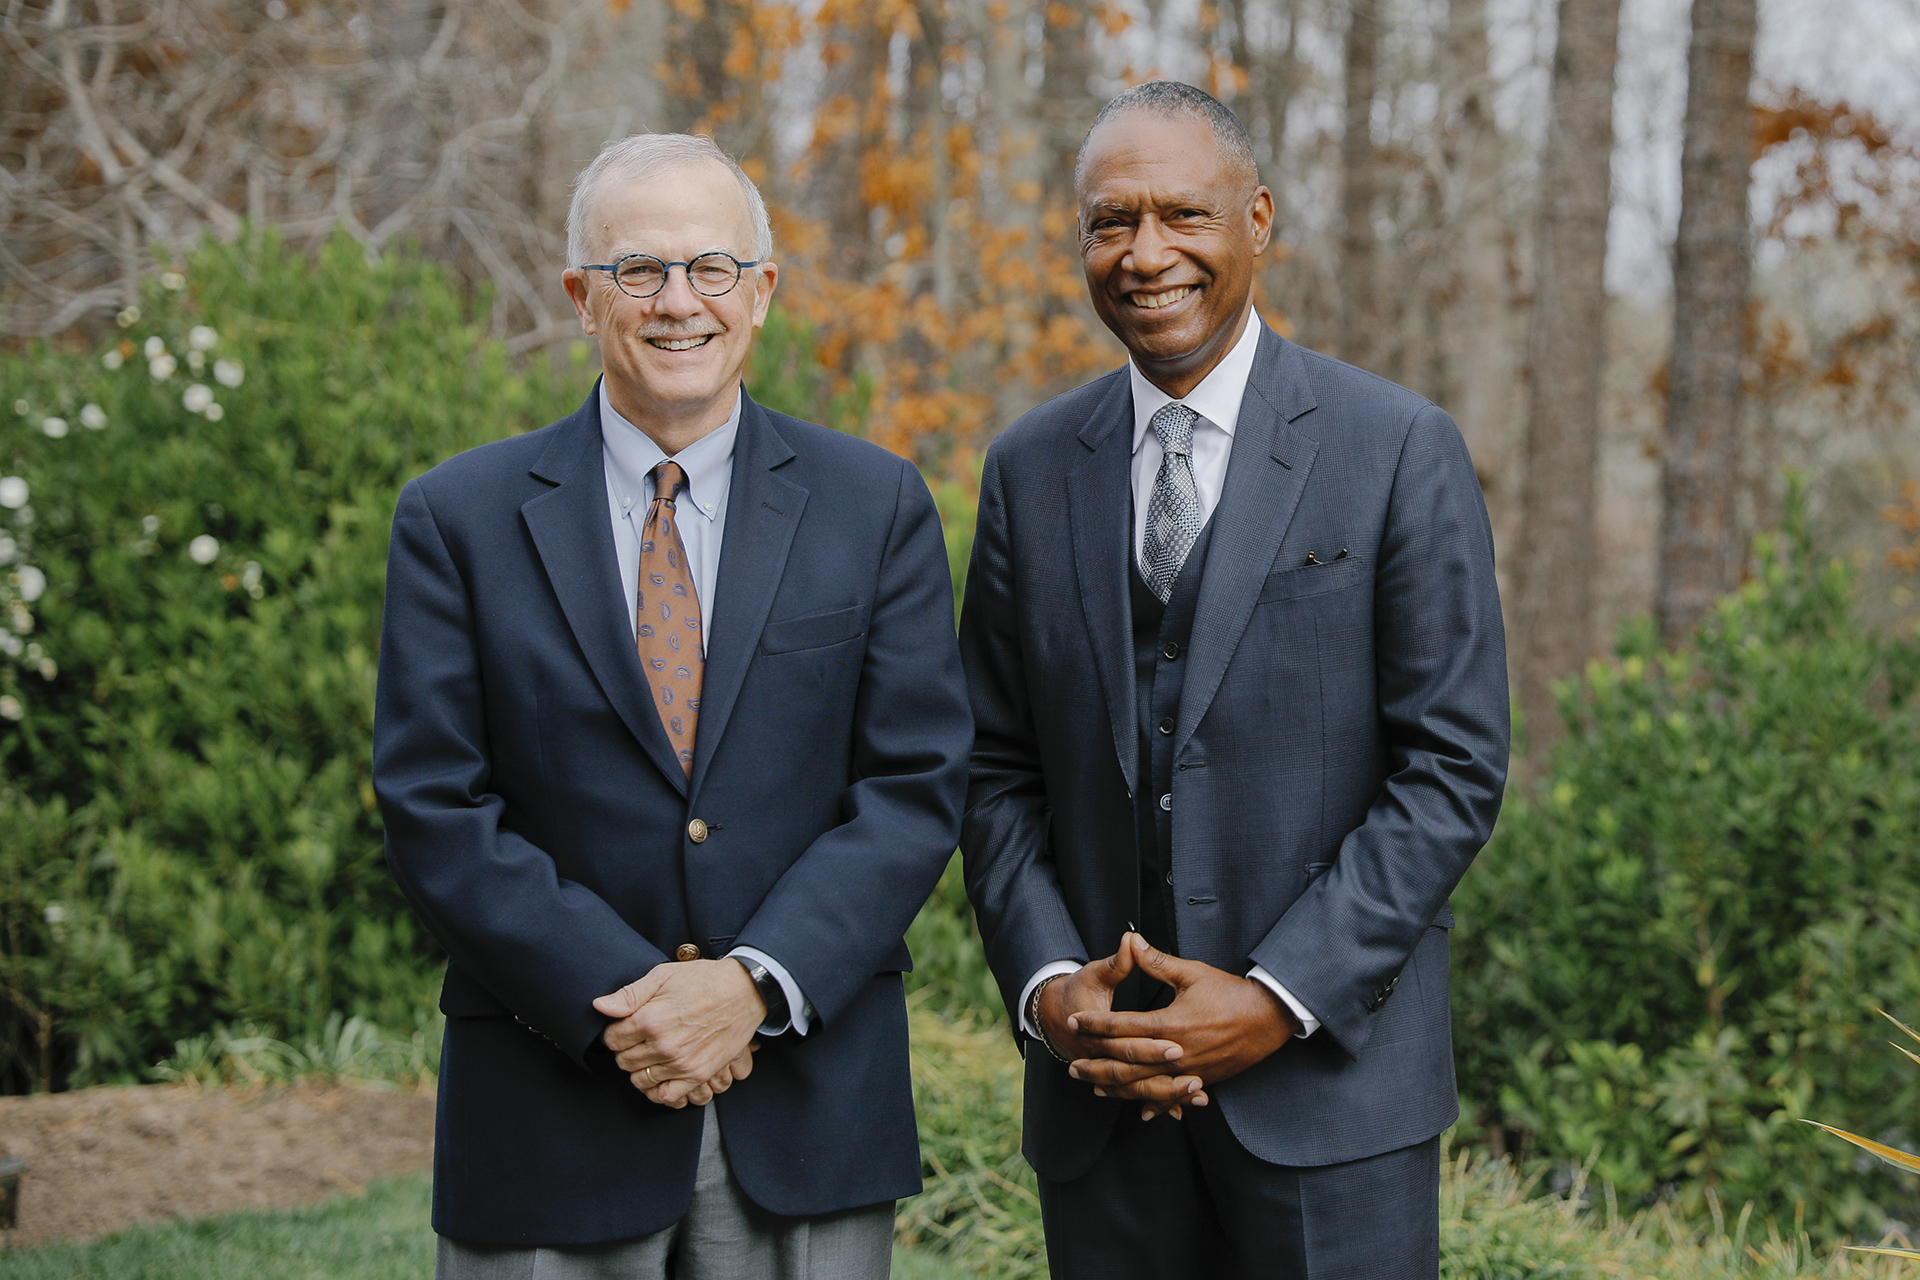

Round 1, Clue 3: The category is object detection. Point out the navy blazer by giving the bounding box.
[959,325,1509,1180]
[374,386,970,1244]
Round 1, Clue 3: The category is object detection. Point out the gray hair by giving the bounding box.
[566,133,773,267]
[1074,81,1260,196]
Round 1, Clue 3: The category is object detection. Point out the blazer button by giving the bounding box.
[1162,642,1181,660]
[688,819,708,843]
[1158,717,1175,735]
[676,943,701,962]
[1159,794,1172,811]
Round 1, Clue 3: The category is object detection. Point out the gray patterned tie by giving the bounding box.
[1141,402,1203,603]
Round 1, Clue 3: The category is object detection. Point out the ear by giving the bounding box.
[1249,185,1275,257]
[748,260,779,330]
[562,267,598,336]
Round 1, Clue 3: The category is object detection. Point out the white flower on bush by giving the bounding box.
[213,359,244,388]
[11,399,26,416]
[116,306,140,328]
[189,325,219,350]
[0,536,13,563]
[183,384,214,414]
[0,696,21,722]
[80,404,107,430]
[41,417,67,439]
[42,903,65,924]
[15,566,46,602]
[0,633,18,656]
[102,348,124,370]
[145,337,166,359]
[149,353,177,380]
[0,478,27,510]
[37,658,55,680]
[161,271,186,291]
[188,535,219,565]
[205,404,225,421]
[187,349,205,373]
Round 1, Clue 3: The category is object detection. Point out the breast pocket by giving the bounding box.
[1256,556,1368,604]
[759,604,868,655]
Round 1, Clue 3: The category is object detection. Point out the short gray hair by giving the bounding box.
[566,133,773,267]
[1075,81,1260,196]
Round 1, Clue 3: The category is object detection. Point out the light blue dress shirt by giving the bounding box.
[599,381,813,1035]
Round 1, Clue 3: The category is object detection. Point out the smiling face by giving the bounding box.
[1076,111,1273,399]
[562,158,777,450]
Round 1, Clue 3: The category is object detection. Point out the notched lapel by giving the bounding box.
[521,391,689,794]
[1065,374,1137,788]
[1176,330,1321,756]
[689,396,806,790]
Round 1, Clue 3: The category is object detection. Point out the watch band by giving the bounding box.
[735,956,790,1028]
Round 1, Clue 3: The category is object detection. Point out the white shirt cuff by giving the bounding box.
[1248,965,1320,1038]
[1017,960,1083,1039]
[727,947,813,1036]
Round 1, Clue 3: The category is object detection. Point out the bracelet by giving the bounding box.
[1026,975,1072,1065]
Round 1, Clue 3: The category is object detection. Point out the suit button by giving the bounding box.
[1162,642,1180,660]
[1159,794,1172,811]
[1158,717,1174,735]
[688,819,708,843]
[676,943,701,962]
[1165,871,1174,886]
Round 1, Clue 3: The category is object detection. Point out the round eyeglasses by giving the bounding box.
[577,251,761,300]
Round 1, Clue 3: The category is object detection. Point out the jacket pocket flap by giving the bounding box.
[1257,556,1368,603]
[760,604,868,655]
[439,965,511,1018]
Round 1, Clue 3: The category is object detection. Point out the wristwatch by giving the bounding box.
[734,956,791,1028]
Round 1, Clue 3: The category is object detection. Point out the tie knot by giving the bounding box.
[653,460,689,503]
[1150,402,1198,456]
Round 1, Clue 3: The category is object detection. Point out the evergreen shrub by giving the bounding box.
[1453,485,1920,1242]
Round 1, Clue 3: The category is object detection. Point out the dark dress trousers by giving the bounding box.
[959,324,1510,1188]
[374,385,971,1246]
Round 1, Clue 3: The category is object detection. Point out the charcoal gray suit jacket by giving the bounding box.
[958,322,1509,1179]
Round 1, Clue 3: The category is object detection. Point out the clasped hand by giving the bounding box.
[593,959,764,1108]
[1035,932,1296,1121]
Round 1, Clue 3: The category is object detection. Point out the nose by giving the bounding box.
[651,263,704,315]
[1124,215,1179,278]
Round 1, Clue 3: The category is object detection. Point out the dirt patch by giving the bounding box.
[0,1082,434,1247]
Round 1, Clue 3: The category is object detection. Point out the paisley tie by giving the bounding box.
[636,460,704,775]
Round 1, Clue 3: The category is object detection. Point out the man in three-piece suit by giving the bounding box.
[959,82,1510,1277]
[374,132,970,1279]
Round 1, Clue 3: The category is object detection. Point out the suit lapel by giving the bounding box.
[1065,372,1138,788]
[1176,327,1321,756]
[521,387,689,794]
[688,394,807,791]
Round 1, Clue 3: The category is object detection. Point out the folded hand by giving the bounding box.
[593,959,767,1107]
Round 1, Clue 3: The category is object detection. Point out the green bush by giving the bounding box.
[1453,483,1920,1242]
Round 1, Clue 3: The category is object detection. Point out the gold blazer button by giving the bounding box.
[688,819,709,843]
[676,943,701,962]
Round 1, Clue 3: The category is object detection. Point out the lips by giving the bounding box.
[646,333,717,351]
[1129,284,1197,311]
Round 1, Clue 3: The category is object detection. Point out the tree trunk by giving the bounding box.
[1657,0,1758,645]
[1338,0,1380,368]
[1512,0,1622,752]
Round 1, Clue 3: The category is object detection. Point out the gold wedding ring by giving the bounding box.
[644,1065,657,1085]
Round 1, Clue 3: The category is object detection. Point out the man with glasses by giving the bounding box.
[375,132,970,1279]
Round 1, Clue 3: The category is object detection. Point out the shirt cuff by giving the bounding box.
[1017,960,1083,1039]
[728,946,813,1036]
[1247,965,1320,1039]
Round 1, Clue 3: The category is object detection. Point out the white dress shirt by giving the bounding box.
[600,381,813,1035]
[1017,308,1323,1043]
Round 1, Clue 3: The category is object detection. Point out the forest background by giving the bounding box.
[7,0,1920,1271]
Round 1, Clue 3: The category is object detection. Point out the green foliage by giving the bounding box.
[1453,481,1920,1242]
[149,1009,441,1092]
[0,231,588,1091]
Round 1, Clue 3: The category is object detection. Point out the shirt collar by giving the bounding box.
[1129,306,1264,454]
[599,380,740,524]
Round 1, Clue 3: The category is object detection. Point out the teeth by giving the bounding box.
[1133,286,1195,310]
[650,335,713,351]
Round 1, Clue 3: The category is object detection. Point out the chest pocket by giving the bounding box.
[1256,555,1368,604]
[760,604,867,655]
